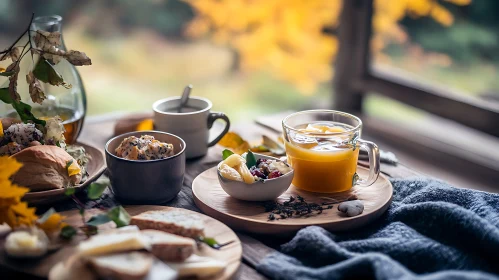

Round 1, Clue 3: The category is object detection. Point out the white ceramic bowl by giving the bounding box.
[217,154,294,201]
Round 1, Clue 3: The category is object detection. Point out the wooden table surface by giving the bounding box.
[5,112,422,280]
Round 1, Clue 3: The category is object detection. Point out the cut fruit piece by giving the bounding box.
[301,123,347,134]
[223,153,245,168]
[219,163,243,182]
[235,163,255,184]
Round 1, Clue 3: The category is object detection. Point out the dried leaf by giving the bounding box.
[218,131,251,154]
[9,46,22,62]
[0,46,22,62]
[26,71,46,104]
[218,132,246,147]
[41,46,66,65]
[33,31,65,64]
[31,48,40,56]
[6,62,20,103]
[137,119,154,131]
[37,208,67,233]
[65,50,92,66]
[34,30,61,50]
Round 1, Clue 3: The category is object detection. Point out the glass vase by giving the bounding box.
[2,15,87,144]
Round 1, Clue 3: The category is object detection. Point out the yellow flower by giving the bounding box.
[0,201,37,228]
[10,202,37,227]
[0,156,38,228]
[0,156,22,182]
[37,212,67,233]
[0,184,29,208]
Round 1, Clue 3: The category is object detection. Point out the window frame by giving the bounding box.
[334,0,499,137]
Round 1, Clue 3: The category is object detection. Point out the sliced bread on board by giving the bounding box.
[141,229,196,262]
[130,210,204,238]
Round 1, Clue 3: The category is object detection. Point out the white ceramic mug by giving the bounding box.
[153,96,230,159]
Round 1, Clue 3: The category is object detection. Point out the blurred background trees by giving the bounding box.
[1,0,498,121]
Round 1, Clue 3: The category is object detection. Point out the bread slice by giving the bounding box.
[141,229,195,262]
[130,210,204,238]
[11,145,82,191]
[49,255,97,280]
[88,252,152,280]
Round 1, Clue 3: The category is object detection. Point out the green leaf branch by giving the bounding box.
[61,178,131,239]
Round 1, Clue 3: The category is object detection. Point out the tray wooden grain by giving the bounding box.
[0,206,242,280]
[193,165,393,236]
[23,142,106,205]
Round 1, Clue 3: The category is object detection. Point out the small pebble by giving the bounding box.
[338,200,364,217]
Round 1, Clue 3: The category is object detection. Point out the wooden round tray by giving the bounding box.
[0,206,242,280]
[193,165,393,236]
[23,142,106,205]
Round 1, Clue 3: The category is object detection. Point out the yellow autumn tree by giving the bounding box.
[184,0,471,94]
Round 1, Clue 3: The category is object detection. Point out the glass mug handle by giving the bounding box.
[356,139,380,187]
[207,112,231,147]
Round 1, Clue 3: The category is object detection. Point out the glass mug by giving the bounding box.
[282,110,380,193]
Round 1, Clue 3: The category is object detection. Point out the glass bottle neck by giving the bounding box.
[33,15,63,32]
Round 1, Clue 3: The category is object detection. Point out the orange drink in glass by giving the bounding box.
[282,110,380,193]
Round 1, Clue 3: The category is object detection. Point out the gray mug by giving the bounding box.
[153,96,230,159]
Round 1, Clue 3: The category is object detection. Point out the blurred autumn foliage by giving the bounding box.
[184,0,471,94]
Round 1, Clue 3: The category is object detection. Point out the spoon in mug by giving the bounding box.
[178,84,193,113]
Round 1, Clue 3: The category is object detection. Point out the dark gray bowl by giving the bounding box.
[105,131,186,204]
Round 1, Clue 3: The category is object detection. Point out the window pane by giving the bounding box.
[372,0,499,103]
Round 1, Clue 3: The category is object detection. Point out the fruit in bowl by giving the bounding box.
[217,150,294,201]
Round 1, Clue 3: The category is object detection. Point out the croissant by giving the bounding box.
[10,145,82,191]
